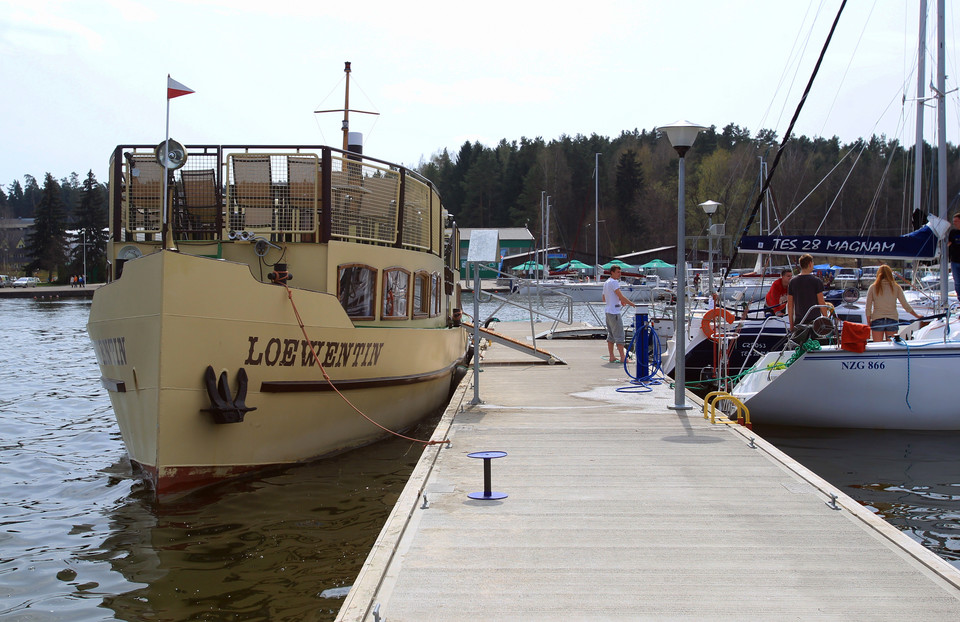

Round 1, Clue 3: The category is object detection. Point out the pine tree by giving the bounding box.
[21,175,41,219]
[26,173,68,279]
[69,171,108,282]
[7,180,24,218]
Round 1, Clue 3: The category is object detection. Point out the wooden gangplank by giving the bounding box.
[462,321,566,365]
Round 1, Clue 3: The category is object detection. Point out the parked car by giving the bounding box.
[0,275,12,288]
[13,277,40,288]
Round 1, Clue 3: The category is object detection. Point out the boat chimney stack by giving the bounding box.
[348,132,363,155]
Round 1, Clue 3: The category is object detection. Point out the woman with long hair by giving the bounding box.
[864,264,921,341]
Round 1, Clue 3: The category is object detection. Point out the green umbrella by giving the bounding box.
[640,259,674,268]
[558,260,591,270]
[512,261,544,271]
[601,259,633,270]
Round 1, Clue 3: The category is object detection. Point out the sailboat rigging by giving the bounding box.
[731,0,960,430]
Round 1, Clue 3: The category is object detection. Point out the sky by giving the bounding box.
[0,0,958,188]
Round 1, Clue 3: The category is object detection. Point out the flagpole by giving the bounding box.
[161,75,195,249]
[162,74,172,249]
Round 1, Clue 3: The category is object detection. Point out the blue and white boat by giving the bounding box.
[732,337,960,429]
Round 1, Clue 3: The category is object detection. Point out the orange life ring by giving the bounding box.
[701,308,736,342]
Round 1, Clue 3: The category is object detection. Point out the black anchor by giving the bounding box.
[202,366,257,424]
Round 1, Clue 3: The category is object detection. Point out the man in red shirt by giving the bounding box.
[764,268,793,315]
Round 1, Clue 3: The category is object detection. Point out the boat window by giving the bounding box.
[431,273,441,317]
[413,271,431,317]
[337,264,377,320]
[382,268,411,320]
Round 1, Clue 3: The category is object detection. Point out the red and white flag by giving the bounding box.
[167,76,195,99]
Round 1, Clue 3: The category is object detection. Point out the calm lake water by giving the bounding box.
[2,298,959,622]
[0,298,436,622]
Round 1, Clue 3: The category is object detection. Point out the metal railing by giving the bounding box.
[108,144,442,255]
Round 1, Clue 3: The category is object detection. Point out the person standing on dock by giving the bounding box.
[602,266,637,363]
[787,254,827,334]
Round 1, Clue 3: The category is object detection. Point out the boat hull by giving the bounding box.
[734,342,960,429]
[518,281,668,303]
[88,250,468,496]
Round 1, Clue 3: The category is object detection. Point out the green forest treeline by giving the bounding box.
[2,122,958,279]
[418,123,959,263]
[1,171,109,281]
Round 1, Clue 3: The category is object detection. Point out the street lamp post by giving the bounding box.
[659,120,707,411]
[699,200,721,296]
[81,228,87,286]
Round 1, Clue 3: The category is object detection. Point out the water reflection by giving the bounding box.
[89,433,431,622]
[0,298,437,622]
[755,425,960,568]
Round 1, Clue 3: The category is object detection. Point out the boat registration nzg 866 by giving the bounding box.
[87,139,470,499]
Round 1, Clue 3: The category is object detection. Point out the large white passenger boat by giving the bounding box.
[87,104,469,497]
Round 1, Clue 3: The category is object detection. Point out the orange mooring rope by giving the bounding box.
[282,284,450,447]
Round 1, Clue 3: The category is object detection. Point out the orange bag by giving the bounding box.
[840,321,870,352]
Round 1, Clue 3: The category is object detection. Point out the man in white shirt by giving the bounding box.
[602,266,638,363]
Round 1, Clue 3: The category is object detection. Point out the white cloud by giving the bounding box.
[0,1,104,53]
[384,76,557,107]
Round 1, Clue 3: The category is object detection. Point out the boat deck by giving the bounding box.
[337,322,960,621]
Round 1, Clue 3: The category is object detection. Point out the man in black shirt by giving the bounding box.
[787,254,828,333]
[949,213,960,300]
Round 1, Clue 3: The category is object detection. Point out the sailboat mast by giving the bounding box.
[913,0,927,221]
[936,0,949,303]
[595,153,600,282]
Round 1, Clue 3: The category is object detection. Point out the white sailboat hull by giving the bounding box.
[733,341,960,429]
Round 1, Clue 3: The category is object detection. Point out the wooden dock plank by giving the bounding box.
[338,321,960,621]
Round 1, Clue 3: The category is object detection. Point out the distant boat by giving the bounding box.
[521,276,669,303]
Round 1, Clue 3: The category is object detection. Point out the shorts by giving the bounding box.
[870,318,900,332]
[605,312,625,344]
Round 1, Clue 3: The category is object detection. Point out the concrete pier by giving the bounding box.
[338,321,960,621]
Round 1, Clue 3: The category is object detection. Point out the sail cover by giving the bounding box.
[738,225,938,260]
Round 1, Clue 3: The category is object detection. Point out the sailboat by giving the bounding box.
[731,1,960,430]
[87,63,470,498]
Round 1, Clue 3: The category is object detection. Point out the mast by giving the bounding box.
[313,62,379,152]
[913,0,927,224]
[936,0,948,304]
[545,196,551,280]
[342,61,351,151]
[539,192,545,283]
[594,153,600,282]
